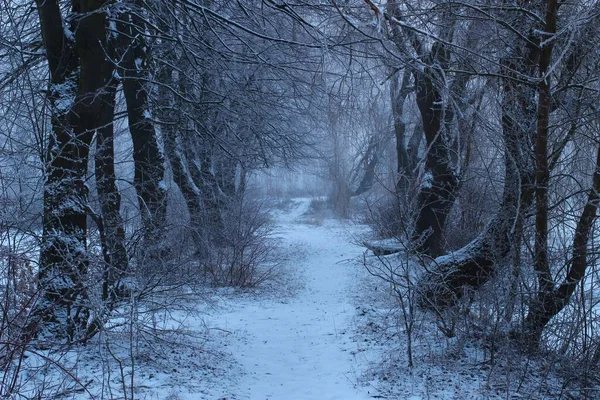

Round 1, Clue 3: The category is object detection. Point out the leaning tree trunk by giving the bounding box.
[117,3,167,256]
[385,2,460,257]
[523,143,600,346]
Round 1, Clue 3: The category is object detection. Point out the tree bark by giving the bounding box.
[521,0,572,347]
[117,2,167,254]
[411,47,460,257]
[95,85,128,300]
[391,68,415,191]
[162,124,206,250]
[417,49,538,309]
[351,135,380,197]
[519,2,600,346]
[524,143,600,346]
[196,147,227,244]
[154,25,207,254]
[384,2,460,256]
[153,5,231,255]
[34,0,119,341]
[34,0,89,341]
[533,0,558,302]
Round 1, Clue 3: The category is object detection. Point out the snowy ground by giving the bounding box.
[7,197,588,399]
[200,198,379,400]
[6,198,382,399]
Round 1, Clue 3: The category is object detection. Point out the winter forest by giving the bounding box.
[1,0,600,398]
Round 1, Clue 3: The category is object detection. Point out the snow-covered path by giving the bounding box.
[209,199,374,400]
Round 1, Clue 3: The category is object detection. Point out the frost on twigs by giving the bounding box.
[0,246,37,355]
[200,199,281,288]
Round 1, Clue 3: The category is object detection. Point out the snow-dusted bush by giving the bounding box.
[202,198,281,287]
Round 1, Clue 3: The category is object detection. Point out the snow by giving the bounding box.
[158,178,168,191]
[6,198,380,399]
[63,25,74,41]
[108,19,118,39]
[134,57,143,71]
[5,197,592,398]
[363,237,404,255]
[52,80,75,114]
[421,170,433,189]
[203,198,375,399]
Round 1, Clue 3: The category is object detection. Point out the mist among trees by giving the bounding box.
[2,0,600,398]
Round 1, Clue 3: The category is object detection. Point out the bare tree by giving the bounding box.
[29,0,168,340]
[33,0,95,341]
[114,1,167,257]
[148,0,325,258]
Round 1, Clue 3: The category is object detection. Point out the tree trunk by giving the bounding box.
[412,53,460,257]
[351,135,380,197]
[95,85,128,300]
[162,123,205,251]
[117,2,167,255]
[34,0,87,342]
[34,0,116,341]
[391,68,415,192]
[521,0,575,348]
[384,3,460,256]
[154,29,207,254]
[416,117,534,309]
[417,48,538,309]
[64,2,128,302]
[197,149,227,244]
[524,143,600,346]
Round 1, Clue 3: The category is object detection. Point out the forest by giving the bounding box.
[2,0,600,398]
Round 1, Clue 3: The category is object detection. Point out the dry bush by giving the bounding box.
[0,241,39,397]
[202,198,282,287]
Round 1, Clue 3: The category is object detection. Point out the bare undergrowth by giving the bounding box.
[353,248,600,399]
